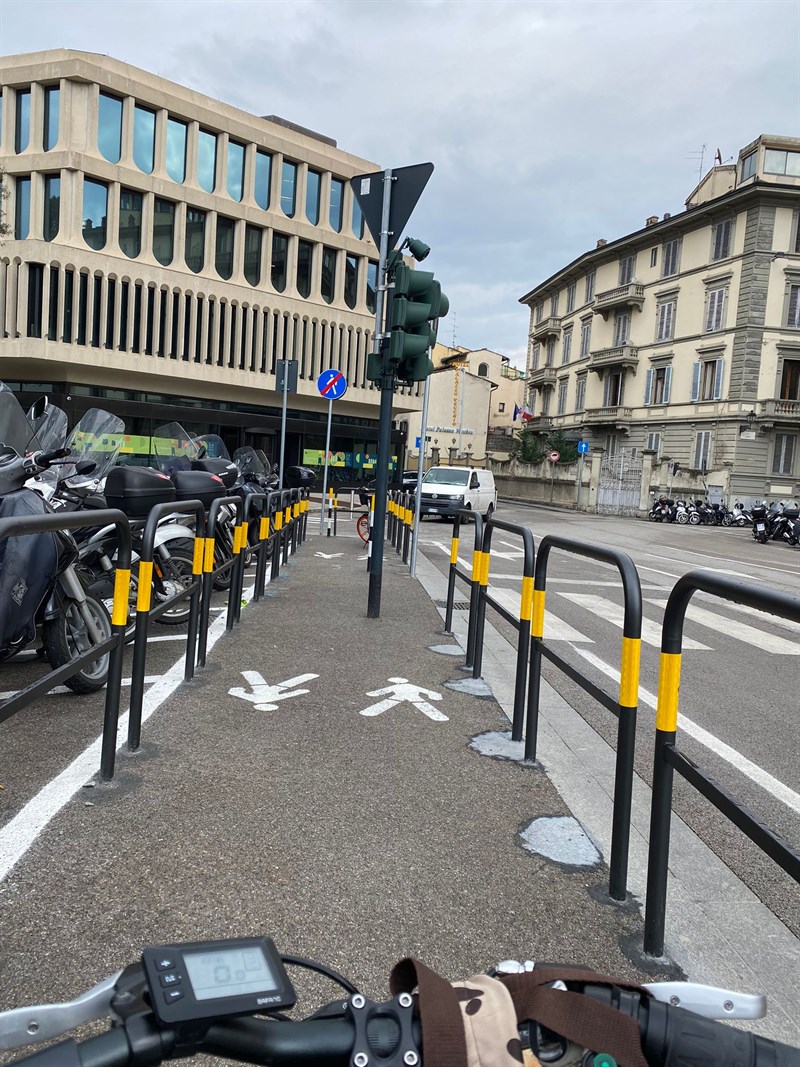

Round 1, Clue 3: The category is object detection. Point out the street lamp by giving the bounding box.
[739,409,758,434]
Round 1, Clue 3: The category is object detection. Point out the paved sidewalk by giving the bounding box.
[1,529,659,1056]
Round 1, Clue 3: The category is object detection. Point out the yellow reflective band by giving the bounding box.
[112,567,131,626]
[204,537,216,573]
[406,507,412,525]
[520,575,534,622]
[260,517,270,540]
[294,503,300,518]
[136,561,153,613]
[370,494,375,512]
[240,521,249,549]
[328,488,333,499]
[656,653,682,732]
[450,537,459,566]
[232,525,241,553]
[275,511,283,530]
[480,551,491,587]
[471,551,481,582]
[531,589,546,639]
[284,507,291,523]
[192,538,204,576]
[619,636,641,709]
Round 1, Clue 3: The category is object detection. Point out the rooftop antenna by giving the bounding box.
[688,144,707,185]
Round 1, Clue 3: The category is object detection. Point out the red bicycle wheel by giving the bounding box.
[356,514,370,542]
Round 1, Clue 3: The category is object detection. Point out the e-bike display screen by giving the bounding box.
[142,937,296,1025]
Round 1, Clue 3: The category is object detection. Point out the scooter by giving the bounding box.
[751,502,769,544]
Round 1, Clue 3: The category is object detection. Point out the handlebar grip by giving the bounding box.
[9,1029,131,1067]
[645,1000,800,1067]
[40,447,71,464]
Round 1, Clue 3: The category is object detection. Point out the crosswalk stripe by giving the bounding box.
[490,588,594,642]
[557,593,711,651]
[647,600,799,656]
[694,597,800,634]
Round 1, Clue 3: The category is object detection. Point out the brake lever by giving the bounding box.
[643,981,766,1020]
[0,971,123,1050]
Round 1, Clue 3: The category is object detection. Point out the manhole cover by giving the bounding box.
[436,599,469,610]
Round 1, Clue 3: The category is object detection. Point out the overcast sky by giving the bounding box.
[2,0,799,365]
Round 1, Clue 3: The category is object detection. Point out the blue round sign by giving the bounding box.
[317,369,348,400]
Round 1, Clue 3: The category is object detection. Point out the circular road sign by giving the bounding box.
[317,368,348,400]
[548,450,560,462]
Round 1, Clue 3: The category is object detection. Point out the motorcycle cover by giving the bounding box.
[0,490,60,655]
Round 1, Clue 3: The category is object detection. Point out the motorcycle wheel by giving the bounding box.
[212,542,234,592]
[676,513,688,524]
[41,592,112,694]
[689,513,701,525]
[721,516,733,527]
[647,512,655,522]
[153,548,197,626]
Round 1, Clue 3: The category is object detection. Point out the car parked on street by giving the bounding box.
[419,466,497,521]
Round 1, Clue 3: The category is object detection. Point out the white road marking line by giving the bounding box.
[557,592,711,650]
[572,647,800,816]
[490,589,593,642]
[646,599,799,655]
[0,581,259,883]
[146,635,187,643]
[0,677,161,701]
[705,600,800,634]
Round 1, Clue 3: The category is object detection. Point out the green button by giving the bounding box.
[593,1056,617,1067]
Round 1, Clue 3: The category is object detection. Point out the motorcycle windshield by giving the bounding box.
[153,422,201,476]
[254,449,275,474]
[233,447,267,478]
[27,401,69,453]
[193,434,230,462]
[0,388,42,454]
[61,409,126,485]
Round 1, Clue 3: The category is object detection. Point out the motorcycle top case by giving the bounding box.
[192,457,238,490]
[172,470,227,509]
[104,465,176,519]
[0,490,61,655]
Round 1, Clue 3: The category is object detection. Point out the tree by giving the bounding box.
[512,425,579,465]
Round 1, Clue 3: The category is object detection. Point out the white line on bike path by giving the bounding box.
[0,583,257,884]
[646,599,799,655]
[572,647,800,816]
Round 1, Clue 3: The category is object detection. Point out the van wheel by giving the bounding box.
[484,502,495,522]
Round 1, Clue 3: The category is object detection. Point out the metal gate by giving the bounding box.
[597,448,643,516]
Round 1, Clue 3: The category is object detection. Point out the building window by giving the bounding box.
[550,293,559,316]
[646,431,662,458]
[82,178,108,249]
[296,239,313,298]
[580,319,592,357]
[185,208,206,273]
[254,151,271,210]
[619,255,635,285]
[14,176,31,239]
[693,430,712,471]
[366,260,378,314]
[153,198,175,266]
[741,151,757,180]
[344,254,358,309]
[281,160,297,217]
[98,93,122,163]
[603,370,624,407]
[243,225,262,287]
[535,302,543,324]
[662,238,681,277]
[787,284,800,328]
[566,282,576,313]
[780,359,800,399]
[795,213,800,255]
[545,337,556,365]
[644,365,672,405]
[562,328,572,364]
[656,299,675,342]
[329,178,344,232]
[197,129,217,193]
[773,434,797,475]
[43,174,60,240]
[305,168,321,224]
[119,189,143,258]
[557,379,568,415]
[227,140,245,202]
[271,233,288,292]
[15,88,30,153]
[613,310,630,346]
[575,377,586,411]
[650,248,658,268]
[132,105,156,174]
[585,271,595,303]
[764,149,800,177]
[711,219,733,261]
[321,247,337,304]
[0,91,3,143]
[166,117,187,183]
[498,402,505,413]
[215,216,235,279]
[691,357,724,401]
[352,197,365,239]
[530,342,540,369]
[540,389,551,415]
[43,86,59,150]
[705,287,726,332]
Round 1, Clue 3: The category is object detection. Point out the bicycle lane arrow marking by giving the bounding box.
[315,552,343,559]
[360,677,448,721]
[228,671,319,711]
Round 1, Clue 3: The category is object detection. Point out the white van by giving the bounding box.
[419,466,497,520]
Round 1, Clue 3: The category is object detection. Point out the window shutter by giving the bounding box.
[693,434,702,469]
[663,365,672,403]
[603,373,611,407]
[644,367,653,405]
[690,361,701,401]
[713,358,724,399]
[789,285,800,328]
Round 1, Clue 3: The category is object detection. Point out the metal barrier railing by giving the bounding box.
[126,500,206,756]
[324,488,338,537]
[197,496,245,668]
[527,534,642,901]
[0,510,132,784]
[443,510,484,670]
[644,570,800,956]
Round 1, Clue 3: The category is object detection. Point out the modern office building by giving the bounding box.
[520,135,800,502]
[0,49,420,473]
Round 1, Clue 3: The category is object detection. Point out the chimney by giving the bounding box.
[663,212,671,220]
[646,215,659,227]
[596,238,607,248]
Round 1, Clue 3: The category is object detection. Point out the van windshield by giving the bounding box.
[423,469,469,486]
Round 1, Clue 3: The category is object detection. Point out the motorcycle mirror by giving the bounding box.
[74,460,97,476]
[197,445,208,459]
[27,396,50,424]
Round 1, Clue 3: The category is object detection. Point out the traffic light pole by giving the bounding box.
[367,170,394,619]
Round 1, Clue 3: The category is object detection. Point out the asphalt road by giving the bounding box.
[416,503,800,936]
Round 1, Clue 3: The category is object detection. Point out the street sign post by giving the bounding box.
[548,450,560,462]
[317,371,348,533]
[276,359,298,490]
[577,440,590,454]
[548,450,560,505]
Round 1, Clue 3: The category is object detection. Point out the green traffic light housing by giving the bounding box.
[388,262,449,382]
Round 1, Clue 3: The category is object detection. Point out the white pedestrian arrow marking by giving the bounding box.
[315,551,343,559]
[229,671,319,711]
[360,677,447,721]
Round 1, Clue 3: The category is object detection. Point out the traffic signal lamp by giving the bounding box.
[390,263,449,382]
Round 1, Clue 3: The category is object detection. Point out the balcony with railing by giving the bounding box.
[592,283,645,318]
[530,315,562,341]
[588,345,639,374]
[524,415,553,433]
[528,365,557,387]
[759,398,800,427]
[583,406,633,426]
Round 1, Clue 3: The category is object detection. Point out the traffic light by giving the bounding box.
[389,263,449,382]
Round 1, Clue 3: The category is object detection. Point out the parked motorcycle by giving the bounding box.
[751,502,769,543]
[647,495,671,522]
[731,501,752,527]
